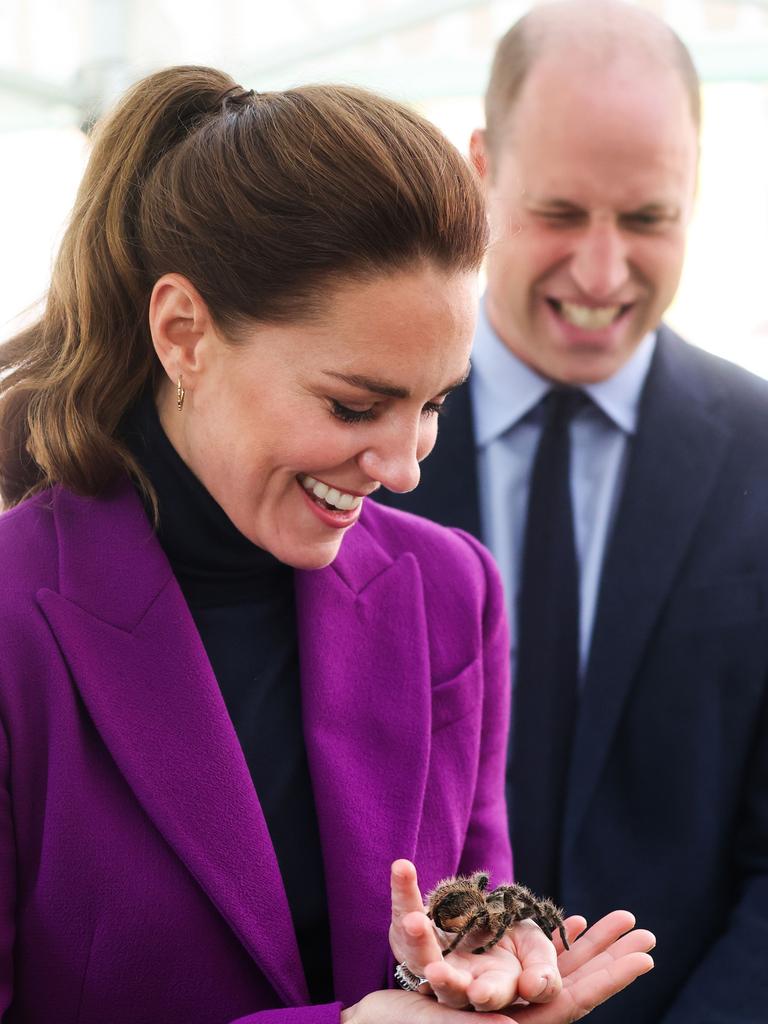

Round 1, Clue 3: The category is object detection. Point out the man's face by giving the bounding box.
[476,56,699,384]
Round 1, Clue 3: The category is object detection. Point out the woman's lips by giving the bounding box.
[297,475,365,529]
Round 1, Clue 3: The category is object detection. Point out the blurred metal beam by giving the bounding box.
[245,0,494,78]
[0,0,134,131]
[0,70,79,108]
[0,0,766,134]
[255,49,768,99]
[73,0,134,129]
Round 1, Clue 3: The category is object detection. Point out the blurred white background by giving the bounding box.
[2,0,767,374]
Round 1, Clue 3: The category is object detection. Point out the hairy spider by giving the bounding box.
[426,872,569,955]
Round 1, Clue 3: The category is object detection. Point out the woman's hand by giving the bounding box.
[339,912,655,1024]
[341,989,514,1024]
[507,909,655,1023]
[388,860,562,1012]
[386,860,655,1021]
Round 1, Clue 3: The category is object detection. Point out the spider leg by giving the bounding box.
[472,918,509,955]
[532,899,570,951]
[441,910,486,956]
[534,917,569,949]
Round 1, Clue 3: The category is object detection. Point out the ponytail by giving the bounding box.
[0,67,238,505]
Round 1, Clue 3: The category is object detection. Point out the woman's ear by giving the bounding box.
[148,273,214,389]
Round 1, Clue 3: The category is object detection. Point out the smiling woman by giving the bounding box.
[149,265,477,569]
[0,65,653,1024]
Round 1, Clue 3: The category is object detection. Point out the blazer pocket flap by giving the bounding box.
[431,658,483,733]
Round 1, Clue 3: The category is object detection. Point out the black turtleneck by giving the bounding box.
[121,391,333,1004]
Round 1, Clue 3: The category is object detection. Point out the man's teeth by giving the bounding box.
[559,301,622,329]
[301,476,362,511]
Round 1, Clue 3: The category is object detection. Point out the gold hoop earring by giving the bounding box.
[176,376,185,412]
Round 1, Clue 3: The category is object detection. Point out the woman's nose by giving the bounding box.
[357,421,431,494]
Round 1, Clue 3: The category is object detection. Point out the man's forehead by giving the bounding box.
[493,58,698,178]
[511,52,692,132]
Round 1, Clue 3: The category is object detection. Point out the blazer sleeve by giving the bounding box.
[0,717,16,1017]
[660,678,768,1024]
[451,529,514,883]
[230,1007,343,1024]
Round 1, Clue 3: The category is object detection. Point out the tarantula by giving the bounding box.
[426,872,569,955]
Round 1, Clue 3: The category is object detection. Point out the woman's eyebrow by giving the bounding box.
[321,368,470,399]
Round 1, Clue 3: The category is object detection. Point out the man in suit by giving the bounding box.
[377,2,768,1021]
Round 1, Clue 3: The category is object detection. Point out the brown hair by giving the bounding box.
[0,66,487,508]
[484,0,701,159]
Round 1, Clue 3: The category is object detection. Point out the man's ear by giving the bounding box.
[469,128,490,182]
[148,273,214,388]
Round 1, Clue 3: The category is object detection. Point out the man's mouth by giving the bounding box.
[547,299,631,330]
[298,475,363,512]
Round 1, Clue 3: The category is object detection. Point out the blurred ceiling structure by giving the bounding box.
[1,0,767,132]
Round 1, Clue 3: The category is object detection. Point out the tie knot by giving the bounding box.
[542,386,585,425]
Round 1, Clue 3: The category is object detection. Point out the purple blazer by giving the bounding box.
[0,479,511,1024]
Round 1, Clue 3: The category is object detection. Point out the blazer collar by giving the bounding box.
[38,481,431,1008]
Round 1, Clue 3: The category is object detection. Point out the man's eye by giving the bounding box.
[330,400,375,424]
[623,213,666,230]
[537,211,584,226]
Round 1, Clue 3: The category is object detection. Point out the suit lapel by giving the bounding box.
[565,329,733,843]
[38,482,308,1006]
[295,515,431,1006]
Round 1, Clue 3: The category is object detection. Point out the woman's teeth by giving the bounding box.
[300,475,362,512]
[557,301,623,329]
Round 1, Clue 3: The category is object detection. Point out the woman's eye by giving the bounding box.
[330,400,376,424]
[422,401,445,418]
[330,398,447,423]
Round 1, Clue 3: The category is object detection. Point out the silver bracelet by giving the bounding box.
[394,961,429,991]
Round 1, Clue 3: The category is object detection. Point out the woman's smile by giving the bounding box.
[297,473,366,529]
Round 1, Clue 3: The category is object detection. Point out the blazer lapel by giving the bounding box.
[295,515,431,1007]
[37,482,308,1007]
[566,328,733,844]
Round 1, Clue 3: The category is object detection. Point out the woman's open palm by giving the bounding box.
[389,860,654,1018]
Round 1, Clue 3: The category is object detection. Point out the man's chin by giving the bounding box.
[543,347,637,386]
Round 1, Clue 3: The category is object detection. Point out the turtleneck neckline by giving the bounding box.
[121,389,291,605]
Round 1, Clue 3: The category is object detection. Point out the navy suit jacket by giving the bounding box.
[377,325,768,1024]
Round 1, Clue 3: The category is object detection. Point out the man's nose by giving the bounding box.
[570,221,630,300]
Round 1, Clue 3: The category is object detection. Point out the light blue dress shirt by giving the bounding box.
[471,300,656,679]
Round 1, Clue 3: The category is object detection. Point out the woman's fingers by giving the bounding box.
[427,926,554,1012]
[510,920,561,1003]
[466,963,525,1011]
[556,910,638,974]
[552,915,587,954]
[561,950,655,1019]
[389,860,444,973]
[390,859,426,924]
[561,929,656,986]
[423,956,476,1009]
[508,950,654,1024]
[425,954,524,1013]
[342,988,512,1024]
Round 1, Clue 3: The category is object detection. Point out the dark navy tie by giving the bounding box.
[510,388,582,902]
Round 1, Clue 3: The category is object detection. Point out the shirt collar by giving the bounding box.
[470,298,656,445]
